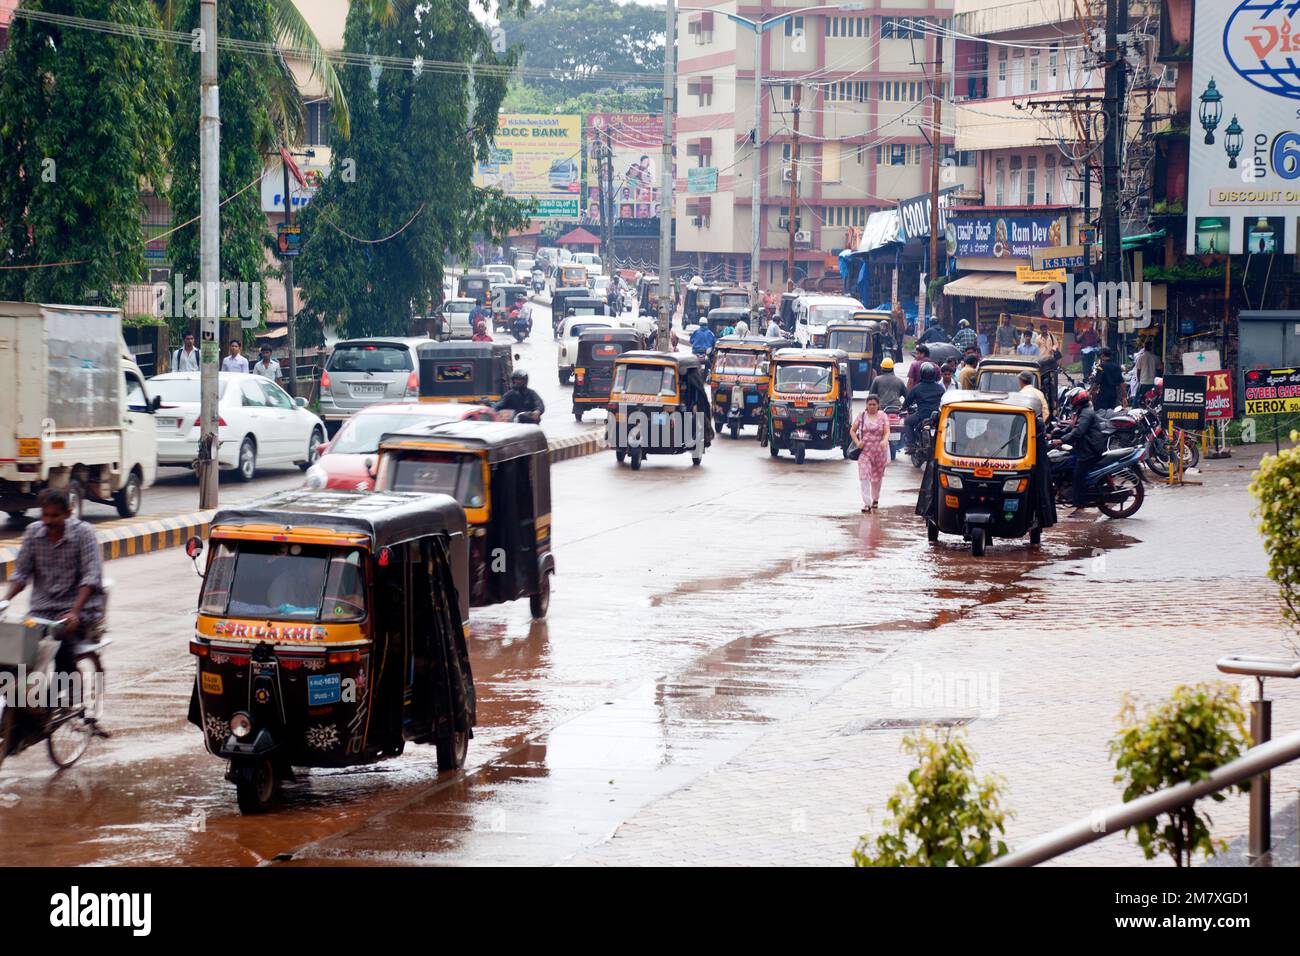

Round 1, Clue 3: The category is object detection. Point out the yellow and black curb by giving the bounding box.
[0,430,607,581]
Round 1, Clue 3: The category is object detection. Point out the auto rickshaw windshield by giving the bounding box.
[614,364,676,395]
[979,370,1032,393]
[199,541,367,622]
[943,410,1030,460]
[775,363,833,394]
[386,452,485,508]
[828,329,869,352]
[714,349,764,375]
[809,304,859,324]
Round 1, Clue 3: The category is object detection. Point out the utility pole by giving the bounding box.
[785,82,801,290]
[750,23,764,304]
[1101,0,1125,291]
[197,0,220,509]
[604,127,616,268]
[281,152,298,398]
[927,29,945,330]
[657,0,675,351]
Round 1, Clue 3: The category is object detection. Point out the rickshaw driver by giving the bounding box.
[494,369,545,423]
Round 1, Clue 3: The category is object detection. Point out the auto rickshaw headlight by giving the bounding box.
[940,474,963,490]
[1004,478,1029,493]
[230,712,253,739]
[304,464,327,490]
[814,406,833,418]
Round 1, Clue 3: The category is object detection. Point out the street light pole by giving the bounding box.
[750,24,763,305]
[197,0,220,510]
[657,0,676,351]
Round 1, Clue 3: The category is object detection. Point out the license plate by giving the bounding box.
[351,384,386,396]
[157,417,180,430]
[1003,499,1020,512]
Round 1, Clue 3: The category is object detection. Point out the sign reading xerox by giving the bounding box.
[949,214,1064,260]
[1186,0,1300,254]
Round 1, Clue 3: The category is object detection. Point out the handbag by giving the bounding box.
[848,412,864,460]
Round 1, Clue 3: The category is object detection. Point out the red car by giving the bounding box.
[304,401,495,491]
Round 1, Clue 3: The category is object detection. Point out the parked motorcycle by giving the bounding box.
[908,412,937,469]
[1047,442,1147,518]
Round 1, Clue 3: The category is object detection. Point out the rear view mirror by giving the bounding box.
[294,397,307,407]
[151,395,163,412]
[185,535,203,559]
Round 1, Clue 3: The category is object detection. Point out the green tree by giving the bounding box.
[498,0,664,103]
[294,0,530,338]
[1250,432,1300,633]
[0,0,171,304]
[1110,682,1249,867]
[853,728,1010,867]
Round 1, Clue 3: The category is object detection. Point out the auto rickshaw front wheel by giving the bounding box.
[529,571,551,619]
[436,729,469,772]
[629,447,643,470]
[926,521,939,543]
[730,421,740,440]
[970,527,987,557]
[615,449,626,465]
[769,441,779,458]
[234,758,278,814]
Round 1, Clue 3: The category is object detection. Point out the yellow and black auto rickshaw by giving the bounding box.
[915,391,1057,556]
[825,320,883,392]
[763,348,853,464]
[185,489,474,813]
[701,307,750,337]
[374,420,555,617]
[637,276,660,318]
[976,355,1060,419]
[417,340,513,405]
[572,327,645,421]
[607,351,712,469]
[709,335,792,439]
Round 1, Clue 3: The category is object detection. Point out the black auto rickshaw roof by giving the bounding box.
[211,489,467,548]
[417,340,512,359]
[616,350,701,371]
[707,308,750,321]
[497,284,527,293]
[578,327,642,343]
[380,419,548,463]
[977,354,1056,371]
[826,319,880,331]
[564,296,608,309]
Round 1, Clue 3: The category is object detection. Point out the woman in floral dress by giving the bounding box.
[851,395,891,513]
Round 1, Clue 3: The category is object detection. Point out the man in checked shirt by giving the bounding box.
[2,488,105,675]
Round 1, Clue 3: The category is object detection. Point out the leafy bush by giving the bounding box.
[853,727,1010,867]
[1110,682,1249,867]
[1251,433,1300,629]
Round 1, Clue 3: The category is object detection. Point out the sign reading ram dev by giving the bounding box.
[1244,367,1300,416]
[1162,375,1208,431]
[896,187,958,242]
[950,214,1065,260]
[586,112,665,221]
[476,114,582,219]
[1187,0,1300,254]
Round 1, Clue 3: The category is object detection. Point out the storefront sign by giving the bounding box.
[1186,1,1300,254]
[1198,369,1235,420]
[1015,266,1067,283]
[897,187,959,242]
[586,113,668,221]
[1031,245,1086,270]
[1244,367,1300,415]
[949,214,1065,260]
[1162,375,1208,430]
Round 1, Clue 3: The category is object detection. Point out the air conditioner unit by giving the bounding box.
[782,166,802,183]
[794,229,812,244]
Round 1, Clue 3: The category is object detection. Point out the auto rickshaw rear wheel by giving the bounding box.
[970,527,986,557]
[436,728,469,772]
[793,442,806,466]
[529,571,551,619]
[926,521,939,543]
[769,441,779,458]
[234,758,278,814]
[730,421,740,440]
[629,447,643,470]
[574,411,584,422]
[615,449,626,465]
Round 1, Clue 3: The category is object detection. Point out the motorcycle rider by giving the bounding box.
[951,318,977,353]
[494,370,545,424]
[690,321,716,358]
[1053,388,1107,515]
[869,357,907,407]
[902,362,945,455]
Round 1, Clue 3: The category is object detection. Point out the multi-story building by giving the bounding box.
[674,0,977,290]
[0,0,18,51]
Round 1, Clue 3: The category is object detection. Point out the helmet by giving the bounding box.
[880,357,895,371]
[1066,387,1091,409]
[919,362,938,383]
[958,319,970,328]
[511,370,528,387]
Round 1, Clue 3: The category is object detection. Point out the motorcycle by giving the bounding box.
[511,312,531,343]
[1047,442,1147,518]
[883,403,903,461]
[908,411,937,469]
[0,599,111,770]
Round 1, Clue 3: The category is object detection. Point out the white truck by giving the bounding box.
[0,303,159,520]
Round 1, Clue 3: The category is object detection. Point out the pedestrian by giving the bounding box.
[221,339,249,373]
[940,361,957,391]
[976,324,990,358]
[1015,328,1038,356]
[995,319,1018,353]
[851,395,891,514]
[1076,324,1100,380]
[251,345,282,384]
[1094,347,1125,410]
[1036,323,1060,359]
[1134,340,1158,404]
[907,344,931,389]
[172,332,200,372]
[958,353,979,390]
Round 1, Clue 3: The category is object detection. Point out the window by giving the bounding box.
[1029,55,1039,92]
[240,381,267,407]
[1049,46,1059,85]
[825,15,866,38]
[995,157,1005,204]
[305,100,332,146]
[388,453,486,508]
[783,15,804,37]
[1026,169,1037,205]
[125,373,150,413]
[1045,154,1056,204]
[1009,168,1022,204]
[260,381,294,409]
[782,83,793,101]
[327,344,414,373]
[1011,49,1025,95]
[880,16,922,40]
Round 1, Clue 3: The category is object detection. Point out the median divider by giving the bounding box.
[0,428,608,581]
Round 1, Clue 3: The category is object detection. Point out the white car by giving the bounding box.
[149,372,327,481]
[437,297,477,340]
[557,315,613,385]
[485,264,514,284]
[514,258,535,282]
[571,252,603,276]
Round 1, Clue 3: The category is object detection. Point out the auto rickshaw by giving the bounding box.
[763,348,853,464]
[915,391,1057,556]
[561,295,611,319]
[572,328,645,421]
[826,320,882,392]
[777,292,801,333]
[185,488,474,813]
[607,351,711,469]
[717,287,751,311]
[976,355,1060,419]
[684,285,722,325]
[636,277,660,318]
[558,263,589,290]
[701,307,750,337]
[709,335,791,439]
[374,420,555,618]
[417,340,513,404]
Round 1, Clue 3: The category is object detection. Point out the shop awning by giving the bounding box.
[855,210,901,253]
[943,272,1049,302]
[1122,230,1166,249]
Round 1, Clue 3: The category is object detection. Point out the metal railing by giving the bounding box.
[990,656,1300,867]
